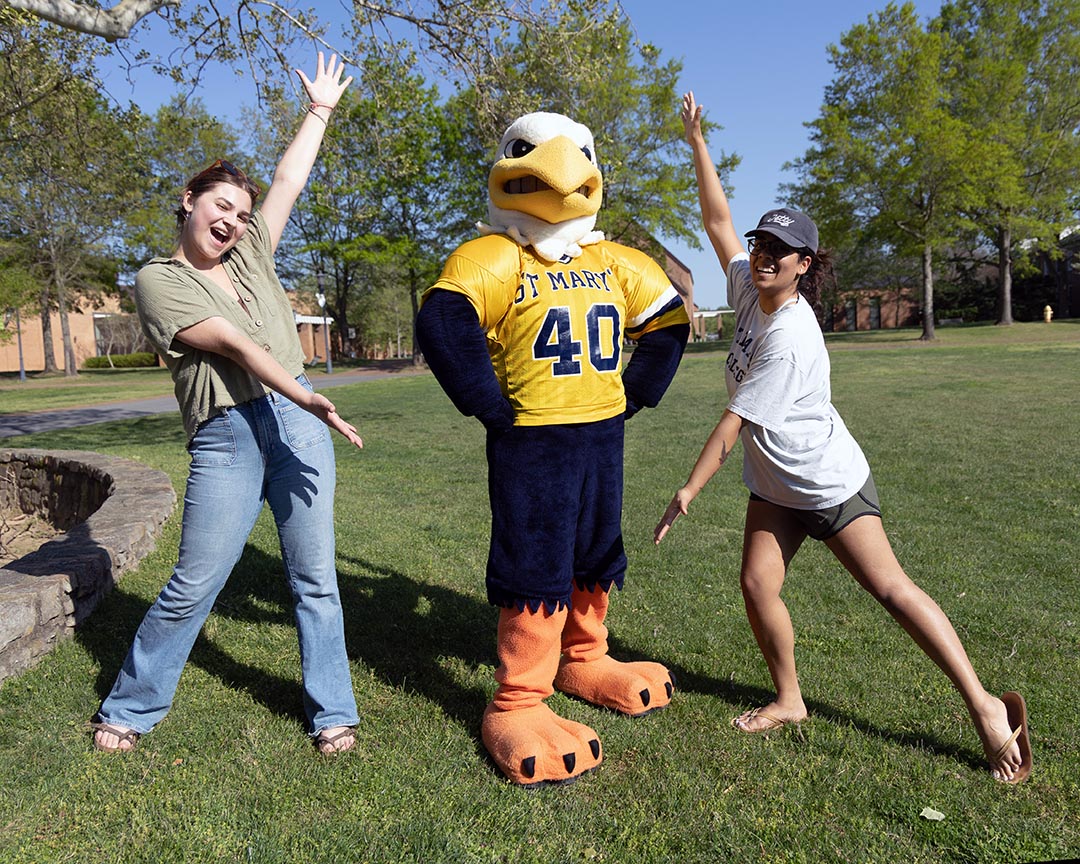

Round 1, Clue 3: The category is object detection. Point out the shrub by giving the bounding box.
[83,352,159,369]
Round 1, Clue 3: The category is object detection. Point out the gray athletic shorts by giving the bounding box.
[749,473,881,541]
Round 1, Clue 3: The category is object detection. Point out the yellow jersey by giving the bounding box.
[424,234,689,426]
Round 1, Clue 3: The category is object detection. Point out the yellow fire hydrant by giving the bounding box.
[1043,304,1054,323]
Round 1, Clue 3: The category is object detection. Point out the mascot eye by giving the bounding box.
[505,139,535,159]
[581,146,593,162]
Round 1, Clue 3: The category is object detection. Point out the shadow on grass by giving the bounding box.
[75,538,984,773]
[4,413,187,450]
[76,543,496,739]
[573,628,984,772]
[336,552,496,734]
[803,699,984,771]
[76,546,310,726]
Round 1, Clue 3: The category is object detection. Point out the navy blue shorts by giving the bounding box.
[485,415,626,611]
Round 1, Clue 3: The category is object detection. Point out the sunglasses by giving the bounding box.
[748,236,799,258]
[201,159,261,197]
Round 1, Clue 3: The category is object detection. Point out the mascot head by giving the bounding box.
[478,112,605,262]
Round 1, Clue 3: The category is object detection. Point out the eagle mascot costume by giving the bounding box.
[416,112,690,786]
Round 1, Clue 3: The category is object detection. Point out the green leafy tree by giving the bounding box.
[0,13,146,374]
[0,247,38,352]
[4,0,545,108]
[254,43,472,361]
[941,0,1080,324]
[788,2,990,340]
[123,97,244,267]
[466,0,736,251]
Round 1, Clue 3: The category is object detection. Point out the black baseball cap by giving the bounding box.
[745,208,818,253]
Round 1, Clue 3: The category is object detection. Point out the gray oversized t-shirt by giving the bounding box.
[724,253,869,509]
[134,210,306,440]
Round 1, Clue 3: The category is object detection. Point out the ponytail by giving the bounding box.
[797,246,834,309]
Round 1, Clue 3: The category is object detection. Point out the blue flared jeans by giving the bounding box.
[97,379,358,735]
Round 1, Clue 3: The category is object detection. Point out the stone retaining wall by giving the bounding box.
[0,449,176,683]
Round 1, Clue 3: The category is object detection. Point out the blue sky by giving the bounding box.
[96,0,941,308]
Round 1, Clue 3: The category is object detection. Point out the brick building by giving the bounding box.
[1,297,123,375]
[1,293,340,375]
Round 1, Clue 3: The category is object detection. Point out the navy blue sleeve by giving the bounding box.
[621,323,689,419]
[415,290,514,432]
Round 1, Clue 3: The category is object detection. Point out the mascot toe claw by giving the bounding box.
[555,655,675,716]
[481,703,602,786]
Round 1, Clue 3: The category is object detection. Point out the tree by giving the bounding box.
[123,96,244,267]
[466,0,734,251]
[7,0,720,253]
[2,0,177,40]
[254,42,471,362]
[0,14,146,374]
[94,311,151,364]
[0,248,38,350]
[941,0,1080,324]
[2,0,544,107]
[788,3,989,340]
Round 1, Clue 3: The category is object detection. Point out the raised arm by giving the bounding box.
[259,52,354,251]
[174,316,363,448]
[682,91,744,274]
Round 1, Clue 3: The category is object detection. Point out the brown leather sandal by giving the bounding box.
[91,722,140,752]
[315,726,357,755]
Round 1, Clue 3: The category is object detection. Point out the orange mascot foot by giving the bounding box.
[483,603,602,786]
[554,583,674,716]
[481,703,601,786]
[556,654,674,716]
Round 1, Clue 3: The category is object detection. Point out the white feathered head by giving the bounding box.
[478,112,605,262]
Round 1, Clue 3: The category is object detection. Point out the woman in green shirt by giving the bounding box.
[92,52,362,755]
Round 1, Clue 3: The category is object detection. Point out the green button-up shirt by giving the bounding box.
[134,211,305,440]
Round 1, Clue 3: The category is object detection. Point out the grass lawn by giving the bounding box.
[0,367,176,414]
[0,322,1077,863]
[0,359,415,415]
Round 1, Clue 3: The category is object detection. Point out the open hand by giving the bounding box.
[309,393,363,449]
[296,51,353,112]
[681,91,704,145]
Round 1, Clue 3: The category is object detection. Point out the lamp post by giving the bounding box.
[3,307,27,382]
[315,272,333,375]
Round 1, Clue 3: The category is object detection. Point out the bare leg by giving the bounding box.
[733,499,810,731]
[826,515,1024,780]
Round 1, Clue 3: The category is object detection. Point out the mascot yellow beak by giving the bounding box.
[488,134,603,225]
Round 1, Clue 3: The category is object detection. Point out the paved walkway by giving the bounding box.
[0,367,423,439]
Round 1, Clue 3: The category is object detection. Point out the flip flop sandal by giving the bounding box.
[731,707,790,734]
[91,722,140,753]
[995,691,1032,784]
[315,726,357,755]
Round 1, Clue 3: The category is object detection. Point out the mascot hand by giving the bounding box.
[478,396,515,433]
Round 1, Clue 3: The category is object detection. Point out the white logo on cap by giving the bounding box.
[766,214,795,227]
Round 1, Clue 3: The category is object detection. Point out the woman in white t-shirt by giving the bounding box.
[655,91,1031,784]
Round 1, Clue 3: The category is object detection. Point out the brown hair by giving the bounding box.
[796,246,834,309]
[174,160,261,229]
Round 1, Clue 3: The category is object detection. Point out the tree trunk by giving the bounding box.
[37,287,58,373]
[920,242,936,341]
[409,268,425,367]
[55,277,78,377]
[1056,253,1072,319]
[996,224,1014,325]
